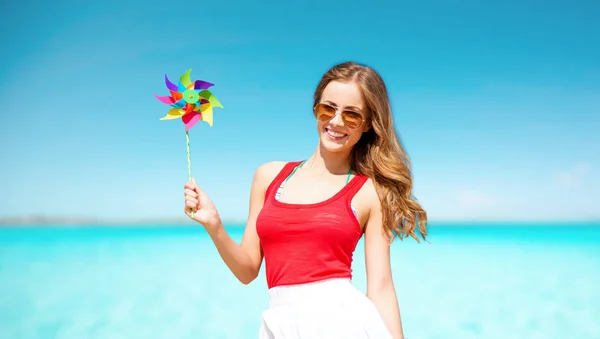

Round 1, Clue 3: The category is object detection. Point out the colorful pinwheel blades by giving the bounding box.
[154,69,223,130]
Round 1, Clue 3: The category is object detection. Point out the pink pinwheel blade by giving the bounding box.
[182,112,201,131]
[153,94,174,104]
[194,80,214,90]
[165,75,178,91]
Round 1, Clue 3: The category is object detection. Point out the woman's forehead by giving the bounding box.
[321,81,364,110]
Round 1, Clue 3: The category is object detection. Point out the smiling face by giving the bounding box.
[315,80,370,154]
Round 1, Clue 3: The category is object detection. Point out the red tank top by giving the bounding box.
[256,161,369,289]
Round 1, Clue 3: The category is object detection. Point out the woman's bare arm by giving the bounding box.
[363,181,405,339]
[203,161,285,284]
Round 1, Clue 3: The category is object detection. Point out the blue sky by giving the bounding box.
[1,0,598,222]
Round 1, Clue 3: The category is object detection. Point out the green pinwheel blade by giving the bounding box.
[198,90,223,108]
[180,69,193,88]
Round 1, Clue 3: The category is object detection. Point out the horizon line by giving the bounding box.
[0,215,598,227]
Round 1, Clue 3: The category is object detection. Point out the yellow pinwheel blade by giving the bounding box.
[199,102,211,112]
[201,106,214,127]
[160,108,185,120]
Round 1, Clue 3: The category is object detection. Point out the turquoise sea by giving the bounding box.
[0,223,599,339]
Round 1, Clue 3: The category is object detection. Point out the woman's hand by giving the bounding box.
[183,178,221,231]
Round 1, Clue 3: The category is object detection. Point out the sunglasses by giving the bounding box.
[313,103,366,129]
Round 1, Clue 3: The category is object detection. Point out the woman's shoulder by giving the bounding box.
[255,161,288,178]
[355,176,381,206]
[252,161,291,188]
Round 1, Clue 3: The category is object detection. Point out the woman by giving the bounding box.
[183,61,428,339]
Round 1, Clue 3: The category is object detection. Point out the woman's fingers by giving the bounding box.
[185,196,198,208]
[184,181,195,191]
[184,188,197,198]
[184,178,213,221]
[184,179,206,197]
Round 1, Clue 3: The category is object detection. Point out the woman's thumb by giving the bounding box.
[191,178,204,196]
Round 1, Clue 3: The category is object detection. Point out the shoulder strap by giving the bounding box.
[264,161,303,201]
[343,174,369,203]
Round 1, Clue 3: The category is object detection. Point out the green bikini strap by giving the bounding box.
[283,160,306,183]
[287,160,352,183]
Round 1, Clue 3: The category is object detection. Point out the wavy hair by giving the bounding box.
[313,61,428,242]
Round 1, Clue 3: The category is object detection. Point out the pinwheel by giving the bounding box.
[154,69,223,218]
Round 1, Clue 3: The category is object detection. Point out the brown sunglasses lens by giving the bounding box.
[342,111,364,129]
[314,104,363,129]
[314,104,335,120]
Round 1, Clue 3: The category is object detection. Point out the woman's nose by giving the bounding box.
[329,112,345,126]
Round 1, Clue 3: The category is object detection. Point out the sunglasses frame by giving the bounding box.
[313,102,366,130]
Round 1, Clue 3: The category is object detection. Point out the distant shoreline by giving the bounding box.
[0,216,209,227]
[1,216,598,228]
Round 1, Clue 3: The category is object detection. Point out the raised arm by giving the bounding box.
[363,181,405,339]
[184,161,284,284]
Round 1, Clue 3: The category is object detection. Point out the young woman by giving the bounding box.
[183,61,428,339]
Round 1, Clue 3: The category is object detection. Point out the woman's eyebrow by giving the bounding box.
[323,100,362,112]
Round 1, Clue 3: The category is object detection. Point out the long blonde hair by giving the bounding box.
[313,61,428,242]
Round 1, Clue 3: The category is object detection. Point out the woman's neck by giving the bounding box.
[304,143,352,176]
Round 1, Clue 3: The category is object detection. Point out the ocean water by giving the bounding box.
[0,223,599,339]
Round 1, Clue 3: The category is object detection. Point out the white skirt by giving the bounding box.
[258,278,393,339]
